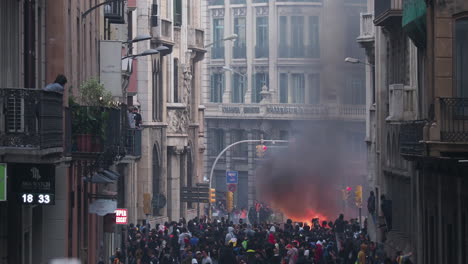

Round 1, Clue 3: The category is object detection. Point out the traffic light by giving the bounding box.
[355,185,363,208]
[226,191,234,212]
[342,186,352,201]
[256,144,268,158]
[209,188,216,203]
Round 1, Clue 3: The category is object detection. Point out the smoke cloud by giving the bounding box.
[256,122,364,222]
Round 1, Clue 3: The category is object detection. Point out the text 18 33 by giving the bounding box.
[20,193,54,204]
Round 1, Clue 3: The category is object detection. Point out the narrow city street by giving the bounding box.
[1,0,468,263]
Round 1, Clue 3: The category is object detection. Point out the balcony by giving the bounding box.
[152,18,173,44]
[399,120,426,157]
[188,27,206,53]
[125,128,142,157]
[374,0,402,26]
[104,0,125,24]
[357,13,374,46]
[70,106,122,154]
[205,103,365,121]
[0,88,63,152]
[439,98,468,142]
[386,84,417,122]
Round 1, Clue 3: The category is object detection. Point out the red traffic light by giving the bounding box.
[346,186,352,191]
[263,145,268,151]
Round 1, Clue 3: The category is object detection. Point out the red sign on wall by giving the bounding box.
[115,208,128,225]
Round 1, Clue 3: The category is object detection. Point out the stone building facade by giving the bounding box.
[131,0,206,224]
[202,0,367,211]
[360,0,468,262]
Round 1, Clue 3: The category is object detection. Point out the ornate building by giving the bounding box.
[131,0,206,223]
[202,0,367,211]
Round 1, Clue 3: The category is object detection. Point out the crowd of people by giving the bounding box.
[109,213,412,264]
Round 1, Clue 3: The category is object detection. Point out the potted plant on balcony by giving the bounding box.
[70,78,114,152]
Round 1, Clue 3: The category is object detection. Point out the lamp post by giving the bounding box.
[344,57,374,67]
[204,34,238,48]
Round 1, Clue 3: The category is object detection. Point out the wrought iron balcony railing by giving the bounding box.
[0,88,63,149]
[125,128,142,156]
[440,97,468,142]
[399,120,426,156]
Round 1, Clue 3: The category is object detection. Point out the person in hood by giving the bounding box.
[225,226,236,245]
[286,244,299,264]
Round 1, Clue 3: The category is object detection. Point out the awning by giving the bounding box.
[402,0,426,48]
[89,199,117,216]
[86,169,121,184]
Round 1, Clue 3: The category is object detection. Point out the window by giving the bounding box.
[253,73,269,103]
[231,130,248,157]
[456,18,468,97]
[232,74,245,103]
[278,16,288,58]
[308,16,319,58]
[280,73,288,103]
[292,74,305,104]
[174,0,182,26]
[291,16,304,58]
[343,76,365,105]
[210,129,225,155]
[231,0,246,4]
[346,9,364,60]
[308,74,320,104]
[212,19,224,59]
[152,58,162,121]
[255,16,269,58]
[233,17,246,58]
[280,130,289,140]
[210,73,224,102]
[173,58,179,102]
[208,0,224,5]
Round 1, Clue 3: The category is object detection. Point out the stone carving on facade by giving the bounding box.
[212,9,225,18]
[255,6,268,16]
[233,8,246,17]
[167,109,188,134]
[182,65,192,105]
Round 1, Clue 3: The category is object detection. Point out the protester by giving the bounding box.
[122,213,399,264]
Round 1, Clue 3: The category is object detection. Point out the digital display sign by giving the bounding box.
[11,164,55,205]
[20,193,54,204]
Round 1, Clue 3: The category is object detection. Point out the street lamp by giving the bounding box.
[204,34,238,48]
[222,65,246,78]
[122,49,159,60]
[344,57,374,67]
[124,34,152,44]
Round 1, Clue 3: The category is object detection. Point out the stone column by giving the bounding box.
[167,146,184,221]
[247,130,255,207]
[245,0,254,103]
